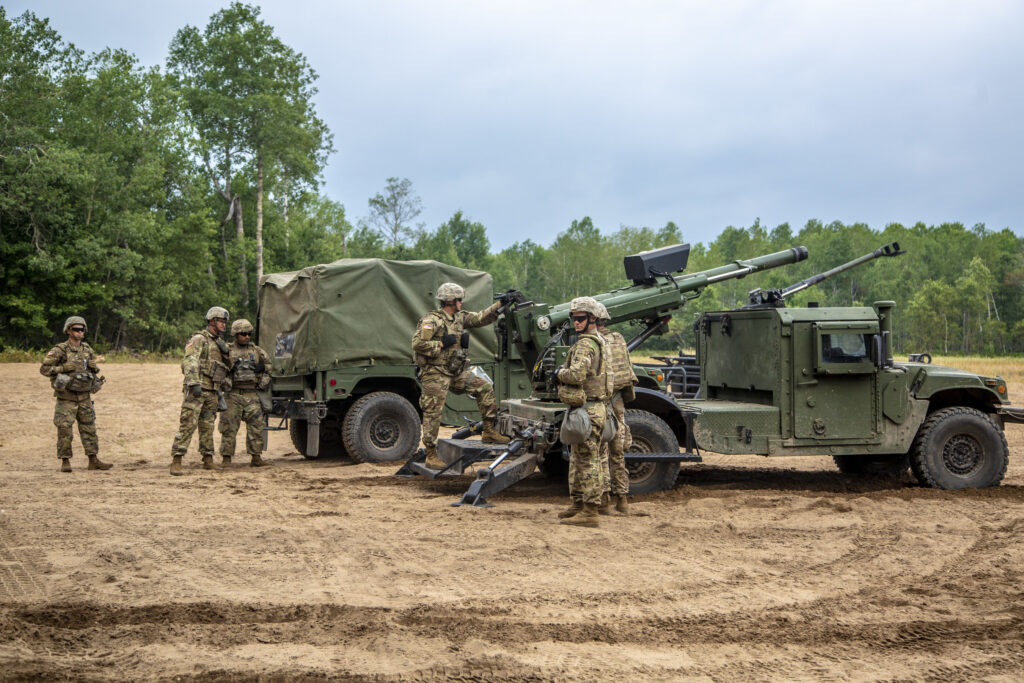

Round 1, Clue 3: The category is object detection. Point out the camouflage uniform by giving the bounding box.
[412,300,503,450]
[170,329,230,460]
[219,341,271,461]
[39,341,100,460]
[599,328,637,496]
[556,332,613,506]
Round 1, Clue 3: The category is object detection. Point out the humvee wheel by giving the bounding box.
[288,411,348,460]
[623,409,680,495]
[910,407,1008,489]
[342,391,421,463]
[832,453,909,477]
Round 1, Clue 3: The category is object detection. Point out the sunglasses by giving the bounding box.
[570,313,590,324]
[70,327,86,333]
[236,332,251,336]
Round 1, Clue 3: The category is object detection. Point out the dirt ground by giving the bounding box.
[1,362,1023,682]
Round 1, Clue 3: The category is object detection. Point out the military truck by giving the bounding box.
[678,243,1024,489]
[408,242,1022,506]
[257,258,685,464]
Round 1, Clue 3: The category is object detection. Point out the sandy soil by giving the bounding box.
[1,362,1022,681]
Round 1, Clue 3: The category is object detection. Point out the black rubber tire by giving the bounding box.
[832,453,909,477]
[288,411,348,460]
[539,450,570,480]
[623,409,680,495]
[342,391,421,463]
[910,406,1008,490]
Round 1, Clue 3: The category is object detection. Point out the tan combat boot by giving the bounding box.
[557,500,583,519]
[201,455,220,470]
[614,494,630,515]
[560,503,599,527]
[423,445,445,469]
[597,492,613,515]
[480,422,510,444]
[60,458,72,473]
[250,455,270,467]
[88,456,113,470]
[221,455,232,466]
[169,456,183,476]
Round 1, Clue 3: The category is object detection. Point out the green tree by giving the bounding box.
[366,177,424,251]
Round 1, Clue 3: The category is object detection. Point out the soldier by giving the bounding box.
[595,302,637,515]
[412,282,513,467]
[555,296,614,527]
[218,319,272,467]
[39,317,111,473]
[169,306,231,475]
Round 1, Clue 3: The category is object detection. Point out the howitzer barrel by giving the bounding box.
[781,242,902,298]
[545,246,807,327]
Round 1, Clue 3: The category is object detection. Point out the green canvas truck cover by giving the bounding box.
[258,258,497,375]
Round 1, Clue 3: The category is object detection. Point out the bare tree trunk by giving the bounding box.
[256,154,264,284]
[235,196,247,308]
[282,178,290,251]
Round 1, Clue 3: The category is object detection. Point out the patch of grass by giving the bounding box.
[0,348,178,363]
[927,355,1024,385]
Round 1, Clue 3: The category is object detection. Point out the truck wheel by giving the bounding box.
[623,409,680,495]
[288,413,348,460]
[832,454,909,477]
[342,391,421,463]
[910,407,1008,489]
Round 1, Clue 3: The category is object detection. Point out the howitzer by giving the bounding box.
[402,242,810,506]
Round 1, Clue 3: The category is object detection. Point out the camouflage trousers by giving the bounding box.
[219,390,264,459]
[568,401,607,506]
[170,387,219,458]
[53,396,98,459]
[419,367,497,448]
[601,395,632,495]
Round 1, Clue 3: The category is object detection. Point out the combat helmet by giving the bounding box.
[205,306,230,322]
[436,282,465,303]
[569,296,603,319]
[231,319,254,335]
[593,302,611,323]
[63,316,87,334]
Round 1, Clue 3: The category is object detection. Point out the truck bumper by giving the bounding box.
[997,405,1024,425]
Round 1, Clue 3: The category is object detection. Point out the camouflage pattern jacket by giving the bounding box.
[226,342,271,390]
[411,301,502,376]
[557,332,614,401]
[40,341,100,399]
[182,329,230,390]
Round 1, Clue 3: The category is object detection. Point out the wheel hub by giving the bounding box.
[369,414,399,450]
[625,440,654,480]
[943,434,983,476]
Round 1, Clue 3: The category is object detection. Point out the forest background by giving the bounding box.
[2,5,1022,356]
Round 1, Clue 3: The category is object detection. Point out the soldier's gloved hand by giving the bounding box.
[190,384,203,398]
[554,364,566,378]
[254,361,266,373]
[500,290,522,306]
[441,333,457,348]
[460,332,470,348]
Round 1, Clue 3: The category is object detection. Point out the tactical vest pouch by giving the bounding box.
[51,373,72,391]
[90,374,106,394]
[601,409,618,443]
[444,348,469,376]
[66,371,95,393]
[559,406,591,445]
[210,360,229,384]
[557,383,586,407]
[233,360,257,384]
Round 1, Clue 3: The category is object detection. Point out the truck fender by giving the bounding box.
[628,387,688,447]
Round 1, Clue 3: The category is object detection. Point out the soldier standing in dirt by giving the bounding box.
[39,316,112,473]
[594,302,637,515]
[555,297,614,527]
[169,306,231,475]
[218,319,272,468]
[412,282,512,467]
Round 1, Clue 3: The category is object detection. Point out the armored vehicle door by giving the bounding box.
[792,321,879,440]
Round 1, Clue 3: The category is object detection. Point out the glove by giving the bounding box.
[460,332,470,348]
[554,364,566,380]
[254,361,266,373]
[61,362,80,373]
[441,333,457,348]
[500,290,522,306]
[190,384,203,398]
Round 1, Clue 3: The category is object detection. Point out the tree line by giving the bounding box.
[2,6,1022,356]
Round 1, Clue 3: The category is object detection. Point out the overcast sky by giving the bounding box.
[8,1,1023,250]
